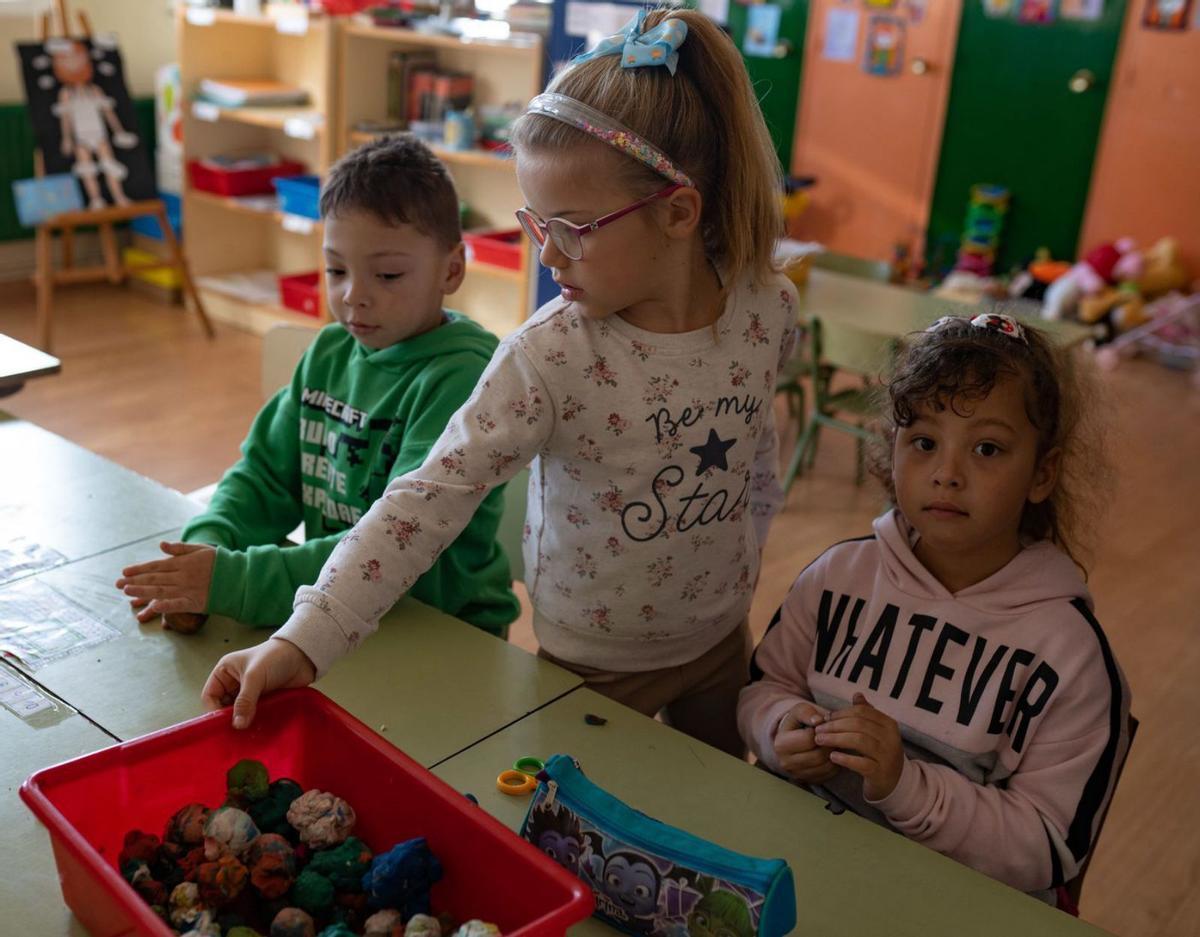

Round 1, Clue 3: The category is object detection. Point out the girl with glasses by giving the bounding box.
[203,9,798,757]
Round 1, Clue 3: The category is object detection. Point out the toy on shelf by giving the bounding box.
[1042,236,1144,321]
[954,184,1009,277]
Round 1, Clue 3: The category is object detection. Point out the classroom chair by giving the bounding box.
[810,250,893,283]
[783,314,896,490]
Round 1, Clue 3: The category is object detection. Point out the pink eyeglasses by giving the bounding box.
[515,183,684,261]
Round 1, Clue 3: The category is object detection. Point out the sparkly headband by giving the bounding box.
[928,312,1028,344]
[524,92,695,188]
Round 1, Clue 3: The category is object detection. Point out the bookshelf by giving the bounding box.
[177,9,544,340]
[337,22,543,339]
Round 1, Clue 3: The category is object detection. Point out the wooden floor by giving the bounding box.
[4,282,1199,936]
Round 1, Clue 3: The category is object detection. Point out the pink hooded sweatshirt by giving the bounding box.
[738,509,1132,902]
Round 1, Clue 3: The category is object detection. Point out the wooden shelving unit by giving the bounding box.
[178,8,335,335]
[178,10,543,340]
[336,22,543,339]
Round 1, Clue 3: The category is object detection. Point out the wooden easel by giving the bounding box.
[32,0,213,352]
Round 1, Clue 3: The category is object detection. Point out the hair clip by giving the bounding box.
[926,313,1028,344]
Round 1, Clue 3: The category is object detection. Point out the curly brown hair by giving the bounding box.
[869,316,1109,574]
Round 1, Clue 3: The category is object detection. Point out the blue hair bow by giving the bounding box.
[571,10,689,76]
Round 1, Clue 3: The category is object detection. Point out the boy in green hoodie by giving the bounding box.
[116,136,519,635]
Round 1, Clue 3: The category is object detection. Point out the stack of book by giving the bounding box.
[197,79,310,109]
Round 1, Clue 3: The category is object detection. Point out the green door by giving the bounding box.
[926,2,1127,275]
[728,0,810,169]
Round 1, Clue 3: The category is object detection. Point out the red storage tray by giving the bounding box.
[20,688,593,937]
[279,271,322,317]
[464,228,524,271]
[187,159,306,197]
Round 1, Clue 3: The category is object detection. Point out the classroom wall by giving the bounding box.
[1078,4,1200,275]
[0,0,176,101]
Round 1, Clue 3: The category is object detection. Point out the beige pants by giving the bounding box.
[537,619,751,758]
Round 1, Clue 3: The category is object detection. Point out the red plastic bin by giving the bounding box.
[187,158,307,197]
[20,688,593,937]
[464,228,524,271]
[279,271,322,317]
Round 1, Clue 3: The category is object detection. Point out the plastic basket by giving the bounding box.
[273,174,322,220]
[20,688,593,937]
[464,228,523,271]
[187,159,306,197]
[279,271,322,317]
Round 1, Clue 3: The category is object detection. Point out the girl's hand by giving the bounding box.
[814,692,905,801]
[116,541,216,621]
[201,638,316,729]
[772,700,838,783]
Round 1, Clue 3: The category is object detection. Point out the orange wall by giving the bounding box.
[1079,6,1200,275]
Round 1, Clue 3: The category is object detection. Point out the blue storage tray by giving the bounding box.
[130,192,182,241]
[273,174,321,220]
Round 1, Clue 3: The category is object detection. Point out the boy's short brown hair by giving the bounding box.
[319,134,461,249]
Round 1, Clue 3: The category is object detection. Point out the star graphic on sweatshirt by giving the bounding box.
[689,428,736,476]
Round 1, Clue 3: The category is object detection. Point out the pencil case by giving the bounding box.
[519,754,796,936]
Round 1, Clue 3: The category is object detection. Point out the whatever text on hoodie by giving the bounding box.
[738,509,1132,902]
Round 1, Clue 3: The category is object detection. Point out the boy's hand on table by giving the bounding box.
[773,700,839,783]
[202,638,317,729]
[116,541,215,625]
[815,692,905,801]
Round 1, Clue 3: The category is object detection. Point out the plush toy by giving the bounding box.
[1135,237,1190,298]
[1042,237,1144,321]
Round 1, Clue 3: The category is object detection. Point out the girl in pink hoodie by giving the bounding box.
[738,313,1132,906]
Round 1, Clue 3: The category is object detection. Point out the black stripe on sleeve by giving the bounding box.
[1064,597,1127,863]
[1046,823,1066,888]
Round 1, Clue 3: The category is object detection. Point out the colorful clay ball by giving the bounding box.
[226,927,266,937]
[250,778,305,839]
[179,908,221,937]
[166,803,211,846]
[291,867,336,917]
[362,908,406,937]
[287,789,357,849]
[195,851,249,907]
[270,906,317,937]
[316,924,357,937]
[403,912,442,937]
[118,829,161,867]
[307,836,372,892]
[227,759,271,806]
[204,806,260,858]
[452,921,501,937]
[361,837,443,917]
[168,881,205,930]
[247,833,298,899]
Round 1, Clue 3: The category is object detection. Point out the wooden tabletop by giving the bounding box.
[1,669,108,937]
[799,269,1095,347]
[0,333,60,396]
[4,531,582,767]
[432,687,1110,937]
[0,415,198,572]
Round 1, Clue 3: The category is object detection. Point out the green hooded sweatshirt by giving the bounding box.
[181,315,518,633]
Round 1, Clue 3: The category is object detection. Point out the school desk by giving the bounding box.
[0,414,197,571]
[0,333,60,397]
[0,669,108,937]
[3,530,582,767]
[800,269,1095,347]
[431,687,1111,937]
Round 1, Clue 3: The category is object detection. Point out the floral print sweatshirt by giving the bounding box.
[274,272,799,675]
